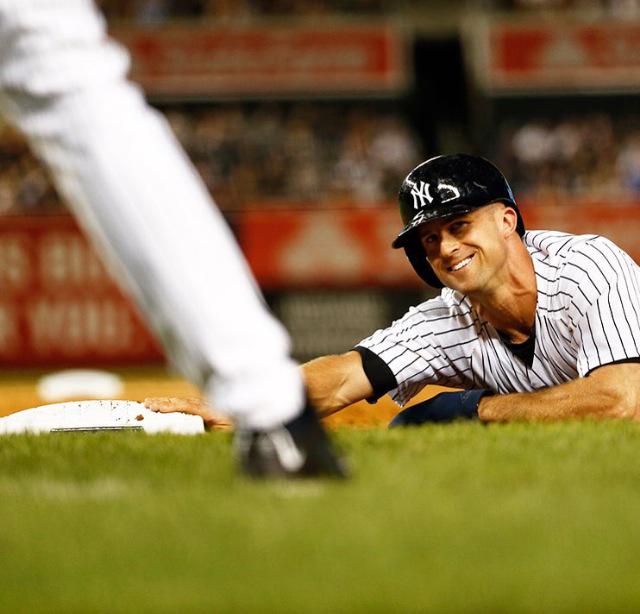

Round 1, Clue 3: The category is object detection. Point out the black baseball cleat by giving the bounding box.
[234,402,347,479]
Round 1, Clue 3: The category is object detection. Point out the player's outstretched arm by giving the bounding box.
[302,351,374,417]
[144,350,373,422]
[478,362,640,422]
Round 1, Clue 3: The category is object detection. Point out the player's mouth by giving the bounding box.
[447,254,475,273]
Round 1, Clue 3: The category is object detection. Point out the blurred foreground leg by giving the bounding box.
[0,0,344,477]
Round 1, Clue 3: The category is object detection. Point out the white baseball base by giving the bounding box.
[0,400,205,435]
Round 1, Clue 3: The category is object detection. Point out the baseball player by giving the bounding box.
[0,0,344,477]
[145,153,640,426]
[301,153,640,424]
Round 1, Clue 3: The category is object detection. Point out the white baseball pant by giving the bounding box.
[0,0,304,429]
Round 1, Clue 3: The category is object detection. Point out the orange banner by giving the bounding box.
[239,203,640,288]
[112,23,407,98]
[0,216,162,367]
[2,204,637,366]
[480,19,640,92]
[238,207,421,289]
[521,200,640,262]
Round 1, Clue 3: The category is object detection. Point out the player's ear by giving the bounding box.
[501,205,518,237]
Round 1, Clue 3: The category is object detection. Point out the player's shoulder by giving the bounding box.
[410,289,472,324]
[524,229,600,259]
[523,229,628,265]
[525,229,635,283]
[394,289,471,329]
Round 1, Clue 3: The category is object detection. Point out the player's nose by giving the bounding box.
[439,232,460,257]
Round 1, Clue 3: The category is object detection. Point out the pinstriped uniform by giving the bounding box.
[0,0,304,429]
[357,231,640,407]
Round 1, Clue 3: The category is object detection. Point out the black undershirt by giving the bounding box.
[499,326,536,368]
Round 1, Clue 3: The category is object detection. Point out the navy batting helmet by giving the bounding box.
[393,154,525,288]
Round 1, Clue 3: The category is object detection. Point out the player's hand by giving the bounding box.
[143,396,232,431]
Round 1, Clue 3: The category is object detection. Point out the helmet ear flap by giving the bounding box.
[404,235,444,289]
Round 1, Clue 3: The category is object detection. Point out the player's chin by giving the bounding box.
[438,269,474,291]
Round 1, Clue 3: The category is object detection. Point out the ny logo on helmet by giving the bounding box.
[408,181,461,209]
[408,180,433,209]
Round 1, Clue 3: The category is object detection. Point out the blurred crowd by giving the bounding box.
[98,0,640,20]
[0,123,59,215]
[98,0,392,22]
[0,103,419,214]
[6,108,640,215]
[6,106,640,215]
[496,114,640,201]
[506,0,640,17]
[164,104,419,209]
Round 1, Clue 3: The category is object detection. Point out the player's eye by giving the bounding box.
[450,221,469,234]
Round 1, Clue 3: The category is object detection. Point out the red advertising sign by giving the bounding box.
[112,23,407,97]
[0,216,162,367]
[480,19,640,91]
[238,207,421,289]
[238,203,640,288]
[2,204,636,366]
[521,200,640,263]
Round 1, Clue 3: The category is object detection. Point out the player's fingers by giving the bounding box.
[143,396,204,414]
[143,396,232,431]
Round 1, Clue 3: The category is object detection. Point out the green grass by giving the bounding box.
[2,422,640,612]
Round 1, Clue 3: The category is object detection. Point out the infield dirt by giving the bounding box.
[0,367,448,428]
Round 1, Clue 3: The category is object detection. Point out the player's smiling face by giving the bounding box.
[418,204,513,294]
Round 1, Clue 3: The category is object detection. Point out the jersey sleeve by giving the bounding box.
[564,237,640,376]
[355,298,457,406]
[353,346,397,404]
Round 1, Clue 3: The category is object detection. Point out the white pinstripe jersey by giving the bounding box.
[357,230,640,406]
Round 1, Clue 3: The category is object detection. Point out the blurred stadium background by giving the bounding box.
[1,0,639,419]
